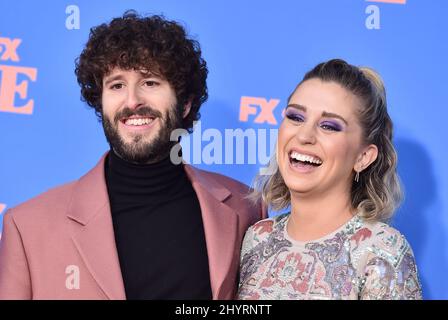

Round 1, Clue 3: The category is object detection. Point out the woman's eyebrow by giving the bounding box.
[321,111,348,125]
[286,104,307,112]
[287,104,348,125]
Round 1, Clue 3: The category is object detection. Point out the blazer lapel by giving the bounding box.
[67,153,126,300]
[184,165,239,300]
[65,156,240,300]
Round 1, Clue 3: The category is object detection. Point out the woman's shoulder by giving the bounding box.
[352,218,422,299]
[240,213,290,260]
[249,213,289,236]
[242,213,289,247]
[353,218,414,268]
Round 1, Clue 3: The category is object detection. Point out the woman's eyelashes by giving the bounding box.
[320,121,343,132]
[285,108,343,132]
[285,108,305,122]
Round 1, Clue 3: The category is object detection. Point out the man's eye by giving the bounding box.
[110,83,123,90]
[145,81,158,87]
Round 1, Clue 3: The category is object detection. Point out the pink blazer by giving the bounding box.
[0,154,266,299]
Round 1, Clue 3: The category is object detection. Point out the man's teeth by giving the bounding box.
[290,151,322,165]
[124,118,153,126]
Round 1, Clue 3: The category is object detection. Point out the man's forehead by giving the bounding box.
[103,67,162,80]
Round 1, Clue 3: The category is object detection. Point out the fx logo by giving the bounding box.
[239,96,280,125]
[0,38,21,62]
[0,36,38,115]
[65,265,80,290]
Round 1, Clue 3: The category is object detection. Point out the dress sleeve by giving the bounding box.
[240,226,255,265]
[238,226,256,287]
[359,230,422,300]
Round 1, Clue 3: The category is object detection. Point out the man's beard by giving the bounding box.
[102,104,183,164]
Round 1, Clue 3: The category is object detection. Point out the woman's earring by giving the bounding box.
[355,171,360,182]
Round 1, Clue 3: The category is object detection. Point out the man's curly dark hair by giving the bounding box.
[75,11,208,133]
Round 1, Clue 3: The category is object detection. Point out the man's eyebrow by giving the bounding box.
[138,71,158,78]
[103,74,124,86]
[286,104,348,125]
[103,71,161,86]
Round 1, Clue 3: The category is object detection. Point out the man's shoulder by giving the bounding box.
[7,154,107,225]
[184,164,251,195]
[184,165,265,223]
[7,180,78,224]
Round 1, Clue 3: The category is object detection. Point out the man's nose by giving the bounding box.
[125,86,145,109]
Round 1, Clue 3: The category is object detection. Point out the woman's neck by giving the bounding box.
[287,188,355,242]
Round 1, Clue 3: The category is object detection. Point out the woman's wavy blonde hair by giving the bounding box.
[252,59,402,222]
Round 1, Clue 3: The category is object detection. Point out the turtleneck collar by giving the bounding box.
[105,149,187,196]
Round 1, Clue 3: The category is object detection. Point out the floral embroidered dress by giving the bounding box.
[237,213,422,300]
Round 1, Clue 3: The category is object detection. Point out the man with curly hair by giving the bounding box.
[0,11,265,300]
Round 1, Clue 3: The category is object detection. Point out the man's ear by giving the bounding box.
[182,99,192,119]
[354,144,378,173]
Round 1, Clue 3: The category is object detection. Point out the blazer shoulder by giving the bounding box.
[7,180,77,225]
[187,165,251,195]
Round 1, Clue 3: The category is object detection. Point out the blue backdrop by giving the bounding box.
[1,0,447,299]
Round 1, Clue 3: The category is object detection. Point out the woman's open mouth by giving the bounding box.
[289,150,323,172]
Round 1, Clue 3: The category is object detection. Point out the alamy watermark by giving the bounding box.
[170,121,277,175]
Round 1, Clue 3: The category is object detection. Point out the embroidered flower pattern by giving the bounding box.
[237,214,422,300]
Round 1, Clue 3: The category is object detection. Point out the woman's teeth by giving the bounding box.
[289,151,323,166]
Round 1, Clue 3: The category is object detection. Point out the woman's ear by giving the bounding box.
[354,144,378,173]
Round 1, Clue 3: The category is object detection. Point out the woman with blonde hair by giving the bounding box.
[237,59,422,300]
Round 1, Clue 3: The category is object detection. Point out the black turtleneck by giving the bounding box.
[105,150,212,300]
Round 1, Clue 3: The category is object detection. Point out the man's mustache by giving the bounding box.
[114,107,163,124]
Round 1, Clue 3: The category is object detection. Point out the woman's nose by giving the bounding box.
[296,123,317,145]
